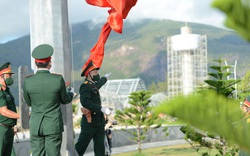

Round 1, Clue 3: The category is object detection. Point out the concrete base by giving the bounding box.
[13,125,185,156]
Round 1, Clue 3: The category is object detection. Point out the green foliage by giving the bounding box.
[212,0,250,42]
[148,79,168,94]
[180,125,239,156]
[154,91,250,154]
[174,59,241,155]
[204,58,241,97]
[115,90,166,154]
[238,70,250,94]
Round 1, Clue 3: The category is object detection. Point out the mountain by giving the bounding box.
[1,18,250,100]
[72,18,250,86]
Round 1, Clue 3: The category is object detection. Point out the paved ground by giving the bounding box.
[84,139,187,156]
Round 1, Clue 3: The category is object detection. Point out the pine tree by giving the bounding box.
[114,90,166,154]
[204,58,240,97]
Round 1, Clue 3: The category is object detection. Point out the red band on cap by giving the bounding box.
[84,66,96,76]
[244,100,250,107]
[0,68,11,76]
[35,57,51,63]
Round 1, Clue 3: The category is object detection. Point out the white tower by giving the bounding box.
[167,25,207,98]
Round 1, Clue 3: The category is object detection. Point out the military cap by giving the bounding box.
[0,62,14,76]
[81,60,99,77]
[244,96,250,107]
[32,44,54,63]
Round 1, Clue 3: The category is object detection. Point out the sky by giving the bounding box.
[0,0,226,44]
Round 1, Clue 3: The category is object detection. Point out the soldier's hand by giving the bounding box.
[66,86,71,92]
[69,87,75,94]
[13,125,20,134]
[101,107,111,115]
[81,107,90,115]
[104,73,112,78]
[67,87,75,94]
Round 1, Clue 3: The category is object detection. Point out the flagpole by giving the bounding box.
[29,0,77,155]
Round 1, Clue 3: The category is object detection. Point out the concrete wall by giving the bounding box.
[13,125,185,156]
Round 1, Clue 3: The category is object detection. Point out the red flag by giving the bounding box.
[107,0,137,19]
[107,8,123,33]
[90,23,112,68]
[85,0,110,7]
[82,0,138,74]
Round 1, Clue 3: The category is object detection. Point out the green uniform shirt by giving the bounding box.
[80,77,107,127]
[0,87,17,126]
[23,70,73,135]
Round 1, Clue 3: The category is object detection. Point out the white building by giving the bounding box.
[167,25,208,98]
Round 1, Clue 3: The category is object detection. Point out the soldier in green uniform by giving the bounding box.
[0,62,20,156]
[23,44,74,156]
[75,60,111,156]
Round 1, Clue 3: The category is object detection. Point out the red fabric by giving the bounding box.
[35,57,51,63]
[82,0,137,70]
[81,59,92,73]
[107,0,137,19]
[85,0,110,7]
[90,23,112,68]
[107,9,123,33]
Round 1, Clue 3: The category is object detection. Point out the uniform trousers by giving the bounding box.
[30,133,62,156]
[0,125,14,156]
[75,125,105,156]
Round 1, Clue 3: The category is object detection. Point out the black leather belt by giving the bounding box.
[0,123,14,129]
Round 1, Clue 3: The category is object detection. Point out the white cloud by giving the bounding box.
[128,0,225,28]
[0,0,226,43]
[0,1,30,43]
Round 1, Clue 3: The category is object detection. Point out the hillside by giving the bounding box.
[71,18,250,85]
[0,18,250,99]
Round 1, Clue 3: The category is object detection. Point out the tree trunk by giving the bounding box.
[137,126,141,154]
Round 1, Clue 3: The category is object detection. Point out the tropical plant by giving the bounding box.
[155,91,250,152]
[155,0,250,155]
[179,59,241,155]
[212,0,250,42]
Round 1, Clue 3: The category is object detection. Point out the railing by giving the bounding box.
[13,125,185,156]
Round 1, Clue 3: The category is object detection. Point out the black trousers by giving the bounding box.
[75,125,105,156]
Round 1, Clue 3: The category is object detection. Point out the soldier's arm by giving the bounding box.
[59,76,73,104]
[0,93,20,118]
[95,77,107,89]
[0,106,20,119]
[23,79,31,106]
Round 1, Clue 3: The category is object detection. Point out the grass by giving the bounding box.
[112,144,219,156]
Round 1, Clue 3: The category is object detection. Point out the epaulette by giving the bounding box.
[25,74,34,78]
[84,81,88,84]
[51,73,62,76]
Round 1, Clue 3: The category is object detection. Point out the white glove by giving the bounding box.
[101,107,111,115]
[67,87,75,94]
[104,72,112,78]
[70,87,75,94]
